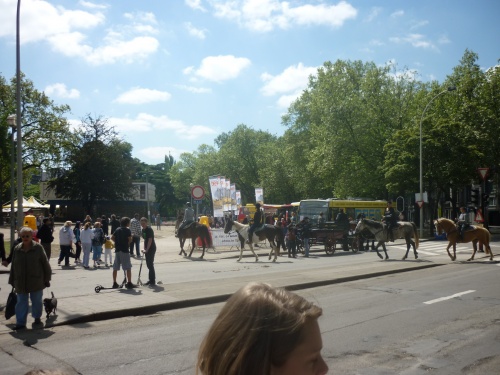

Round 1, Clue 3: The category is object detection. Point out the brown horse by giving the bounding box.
[434,218,493,261]
[175,216,212,258]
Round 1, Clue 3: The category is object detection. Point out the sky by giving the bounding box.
[0,0,499,165]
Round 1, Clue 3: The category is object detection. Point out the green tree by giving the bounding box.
[48,115,138,215]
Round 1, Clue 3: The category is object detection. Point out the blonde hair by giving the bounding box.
[196,282,322,375]
[84,222,91,230]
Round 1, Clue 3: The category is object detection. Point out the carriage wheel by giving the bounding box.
[349,237,359,253]
[324,237,336,255]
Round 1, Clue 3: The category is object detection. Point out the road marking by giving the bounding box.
[424,290,475,305]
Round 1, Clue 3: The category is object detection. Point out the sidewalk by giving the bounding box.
[0,224,488,334]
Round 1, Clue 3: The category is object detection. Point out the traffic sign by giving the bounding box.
[191,185,205,200]
[475,209,484,223]
[477,167,489,181]
[416,201,424,209]
[193,199,203,205]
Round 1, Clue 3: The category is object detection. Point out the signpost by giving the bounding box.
[191,185,205,220]
[477,168,490,229]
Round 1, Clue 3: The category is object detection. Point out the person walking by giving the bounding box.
[129,213,142,258]
[58,221,75,267]
[140,217,157,286]
[37,218,54,260]
[8,227,52,330]
[73,221,82,264]
[298,217,312,257]
[101,215,109,236]
[103,236,114,267]
[92,222,105,268]
[110,214,120,235]
[80,222,94,269]
[156,213,161,230]
[111,217,135,289]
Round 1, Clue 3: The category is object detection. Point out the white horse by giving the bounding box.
[223,216,283,262]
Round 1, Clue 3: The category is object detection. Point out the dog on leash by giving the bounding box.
[43,292,58,318]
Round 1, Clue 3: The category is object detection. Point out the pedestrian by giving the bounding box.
[140,217,157,286]
[0,232,6,265]
[318,212,325,228]
[298,217,311,257]
[103,236,114,267]
[73,221,82,264]
[101,215,109,236]
[196,282,328,375]
[110,214,120,235]
[80,222,94,269]
[287,223,297,258]
[156,213,161,230]
[83,215,93,226]
[129,213,142,257]
[8,227,52,330]
[37,218,54,260]
[111,216,135,289]
[58,221,75,267]
[92,222,105,268]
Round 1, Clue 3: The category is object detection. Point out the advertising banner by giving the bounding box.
[209,176,224,217]
[255,188,264,204]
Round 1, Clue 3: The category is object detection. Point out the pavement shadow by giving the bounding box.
[8,326,55,345]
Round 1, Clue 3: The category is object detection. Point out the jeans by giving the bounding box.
[15,289,43,326]
[129,235,141,256]
[92,245,103,261]
[288,240,296,257]
[145,247,156,282]
[82,242,92,267]
[304,237,310,256]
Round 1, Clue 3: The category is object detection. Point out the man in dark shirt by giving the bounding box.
[37,218,54,259]
[111,217,135,289]
[110,214,120,235]
[141,217,157,286]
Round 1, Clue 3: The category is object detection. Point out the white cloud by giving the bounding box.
[210,0,357,32]
[260,63,317,108]
[175,84,212,94]
[185,22,207,39]
[438,35,451,44]
[0,0,159,65]
[389,34,436,50]
[185,0,207,12]
[108,113,217,140]
[187,55,252,82]
[45,83,80,99]
[410,20,429,30]
[79,1,108,10]
[365,7,382,22]
[114,88,172,105]
[391,10,404,18]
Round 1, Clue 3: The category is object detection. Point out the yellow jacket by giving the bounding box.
[104,239,115,250]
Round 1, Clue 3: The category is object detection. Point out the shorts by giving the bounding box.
[113,252,132,271]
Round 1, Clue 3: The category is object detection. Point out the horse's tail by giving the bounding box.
[204,226,213,248]
[275,226,285,253]
[484,229,491,255]
[411,222,419,249]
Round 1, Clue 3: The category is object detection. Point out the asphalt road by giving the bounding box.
[1,261,498,375]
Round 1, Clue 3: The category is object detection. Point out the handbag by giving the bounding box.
[5,287,17,320]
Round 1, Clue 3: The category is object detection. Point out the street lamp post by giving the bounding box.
[15,0,23,229]
[145,174,150,222]
[419,86,456,237]
[7,115,16,245]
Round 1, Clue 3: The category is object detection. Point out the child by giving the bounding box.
[104,236,114,267]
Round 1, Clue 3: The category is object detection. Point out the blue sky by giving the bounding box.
[0,0,498,164]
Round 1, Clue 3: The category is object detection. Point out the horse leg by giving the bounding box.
[411,240,418,259]
[188,238,196,257]
[249,244,259,262]
[402,237,410,260]
[446,242,455,261]
[468,239,478,261]
[179,238,186,256]
[381,242,389,260]
[488,244,494,261]
[268,241,278,262]
[374,241,384,259]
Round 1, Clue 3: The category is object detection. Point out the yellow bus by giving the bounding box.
[298,199,387,226]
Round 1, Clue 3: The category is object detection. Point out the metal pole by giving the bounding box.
[419,86,456,238]
[146,174,150,222]
[15,0,24,229]
[10,124,16,245]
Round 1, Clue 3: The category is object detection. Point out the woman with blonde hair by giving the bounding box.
[197,282,328,375]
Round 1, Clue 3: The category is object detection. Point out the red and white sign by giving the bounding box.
[477,167,489,181]
[191,185,205,200]
[475,209,484,223]
[416,201,424,209]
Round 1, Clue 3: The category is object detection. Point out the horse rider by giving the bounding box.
[177,202,195,236]
[335,208,349,229]
[317,212,326,228]
[382,200,398,242]
[456,206,470,241]
[246,203,263,244]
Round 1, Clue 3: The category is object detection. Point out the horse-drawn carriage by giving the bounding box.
[305,221,359,255]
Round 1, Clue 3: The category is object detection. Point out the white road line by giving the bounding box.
[424,290,476,305]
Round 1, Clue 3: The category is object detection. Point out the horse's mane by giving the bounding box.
[363,219,383,229]
[230,219,247,231]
